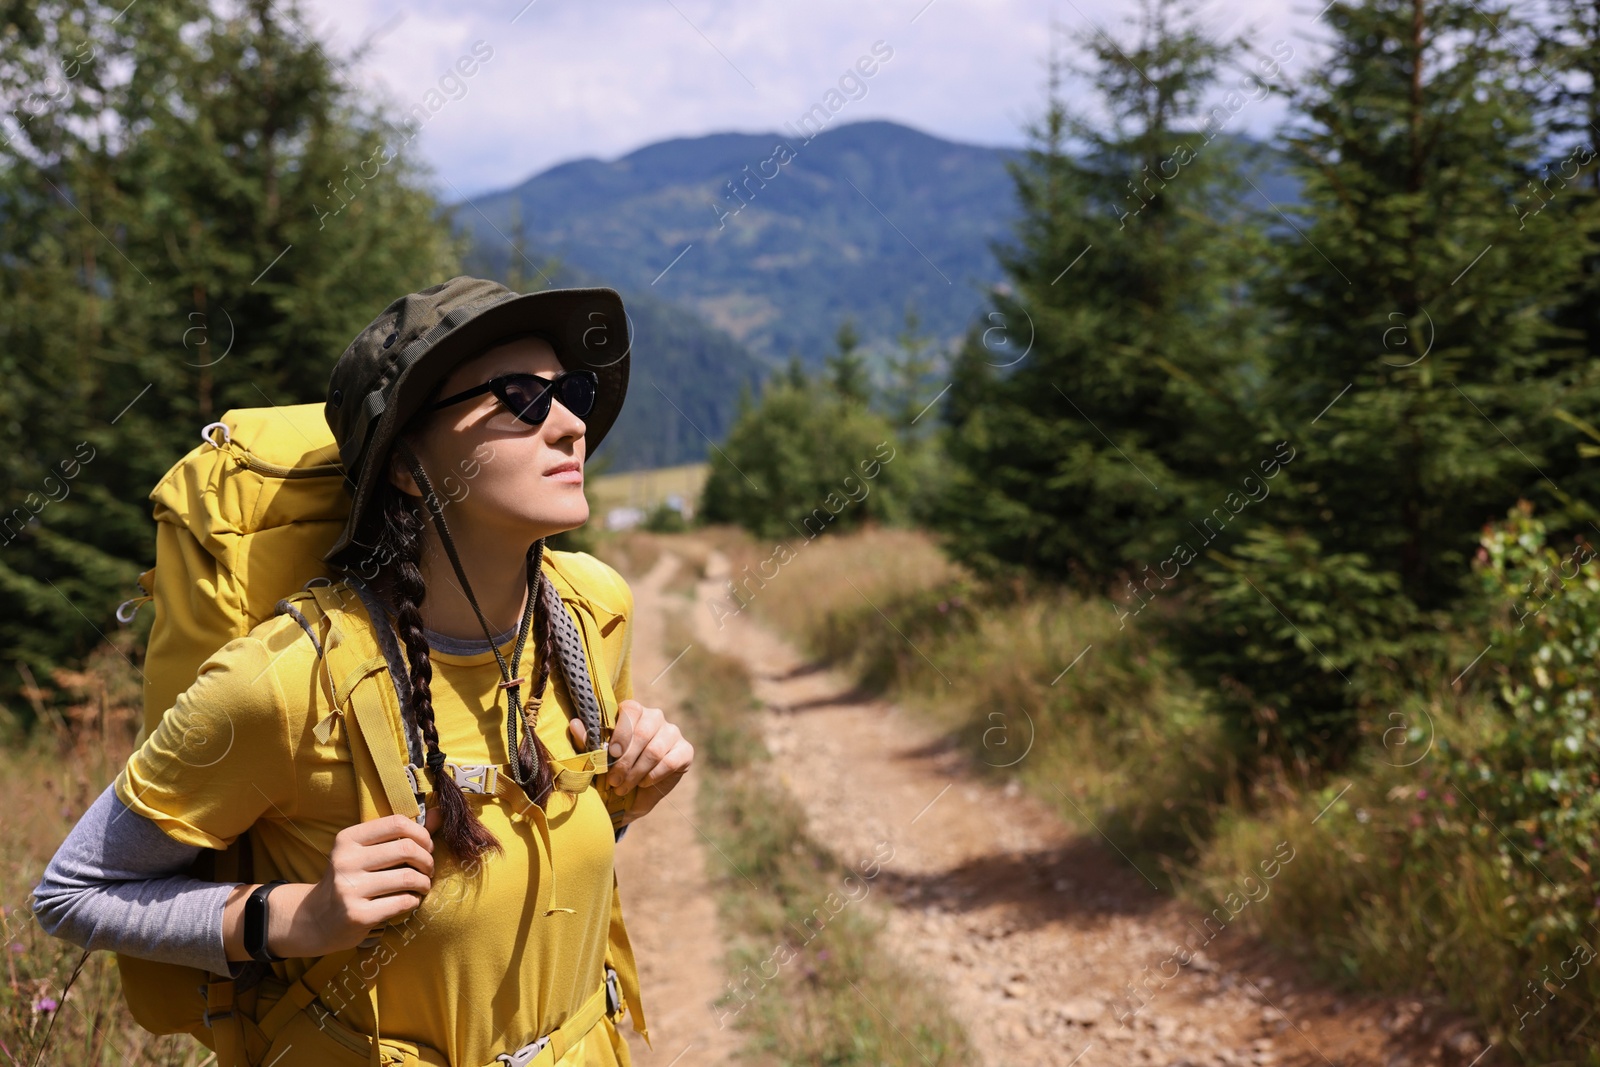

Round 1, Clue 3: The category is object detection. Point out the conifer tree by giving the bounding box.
[0,0,459,709]
[1179,0,1589,760]
[824,317,872,406]
[1525,0,1600,511]
[886,303,938,437]
[933,0,1268,584]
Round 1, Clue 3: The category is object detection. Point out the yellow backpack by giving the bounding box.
[113,403,649,1065]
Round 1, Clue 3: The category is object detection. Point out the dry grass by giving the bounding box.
[585,462,708,519]
[723,523,963,663]
[0,641,209,1065]
[592,528,718,599]
[713,522,1600,1061]
[721,524,1232,866]
[656,525,752,597]
[591,529,667,583]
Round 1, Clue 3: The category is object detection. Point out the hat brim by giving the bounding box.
[322,287,630,566]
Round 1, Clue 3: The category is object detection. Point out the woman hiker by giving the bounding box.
[31,277,694,1066]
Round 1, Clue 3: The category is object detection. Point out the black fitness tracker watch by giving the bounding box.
[244,880,289,964]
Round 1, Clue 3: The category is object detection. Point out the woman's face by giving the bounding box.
[387,335,590,541]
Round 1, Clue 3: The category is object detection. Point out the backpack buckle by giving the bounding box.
[198,983,234,1028]
[494,1035,551,1067]
[405,761,497,797]
[452,762,497,794]
[605,965,621,1017]
[402,764,428,825]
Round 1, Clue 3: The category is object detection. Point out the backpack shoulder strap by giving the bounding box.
[300,582,425,824]
[537,572,608,754]
[219,585,421,1063]
[345,581,425,766]
[543,552,628,720]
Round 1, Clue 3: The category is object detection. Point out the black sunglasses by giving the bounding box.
[429,370,599,426]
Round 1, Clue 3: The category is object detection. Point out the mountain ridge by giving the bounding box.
[452,119,1294,473]
[455,119,1023,364]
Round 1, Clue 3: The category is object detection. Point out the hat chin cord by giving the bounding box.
[393,438,545,787]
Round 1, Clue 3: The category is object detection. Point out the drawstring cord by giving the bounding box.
[394,439,546,788]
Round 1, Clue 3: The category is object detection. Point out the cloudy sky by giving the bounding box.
[299,0,1330,199]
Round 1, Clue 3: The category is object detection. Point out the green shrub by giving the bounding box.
[641,501,689,533]
[1188,502,1600,1062]
[1463,501,1600,947]
[1170,525,1421,769]
[698,376,914,541]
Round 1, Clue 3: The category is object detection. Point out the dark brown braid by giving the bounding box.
[370,483,502,864]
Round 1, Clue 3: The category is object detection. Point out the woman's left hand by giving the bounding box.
[570,699,693,824]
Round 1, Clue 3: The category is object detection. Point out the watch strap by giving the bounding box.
[244,880,289,964]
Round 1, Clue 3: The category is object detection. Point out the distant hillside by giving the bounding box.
[455,120,1023,365]
[593,273,767,473]
[450,123,1298,473]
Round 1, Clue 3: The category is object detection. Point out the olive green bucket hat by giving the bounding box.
[321,275,630,566]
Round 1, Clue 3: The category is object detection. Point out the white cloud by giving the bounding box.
[299,0,1329,198]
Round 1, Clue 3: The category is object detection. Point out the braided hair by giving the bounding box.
[340,434,564,866]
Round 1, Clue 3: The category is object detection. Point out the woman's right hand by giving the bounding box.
[275,813,436,957]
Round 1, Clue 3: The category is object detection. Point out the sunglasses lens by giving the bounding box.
[558,373,597,418]
[500,377,554,423]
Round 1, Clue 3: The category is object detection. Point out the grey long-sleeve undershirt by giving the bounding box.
[31,622,626,972]
[30,781,239,974]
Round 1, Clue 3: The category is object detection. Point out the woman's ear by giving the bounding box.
[387,443,422,497]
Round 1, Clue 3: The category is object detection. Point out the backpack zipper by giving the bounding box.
[230,445,344,479]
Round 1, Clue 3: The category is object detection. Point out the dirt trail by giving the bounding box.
[613,551,740,1067]
[683,549,1484,1067]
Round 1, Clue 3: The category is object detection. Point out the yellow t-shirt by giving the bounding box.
[114,564,639,1066]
